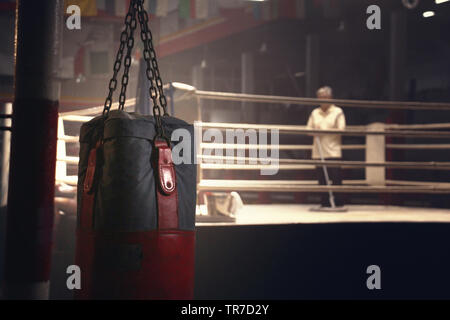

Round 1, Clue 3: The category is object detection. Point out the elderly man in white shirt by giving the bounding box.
[306,86,346,208]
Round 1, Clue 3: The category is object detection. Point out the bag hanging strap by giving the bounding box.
[80,140,102,231]
[154,138,179,230]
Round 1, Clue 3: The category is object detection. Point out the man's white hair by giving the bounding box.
[316,86,333,97]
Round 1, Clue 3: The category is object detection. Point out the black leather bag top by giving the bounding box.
[77,110,196,232]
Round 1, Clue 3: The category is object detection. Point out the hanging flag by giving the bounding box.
[160,10,179,35]
[190,0,196,19]
[96,0,106,11]
[296,0,306,20]
[274,0,306,20]
[156,0,169,17]
[179,0,190,19]
[280,0,297,19]
[252,2,261,21]
[104,0,115,15]
[252,0,273,21]
[323,0,339,18]
[147,0,157,14]
[218,0,243,9]
[114,0,127,16]
[270,0,279,20]
[261,0,271,21]
[74,46,85,77]
[208,0,219,17]
[306,0,323,19]
[64,0,97,16]
[169,0,179,12]
[195,0,208,19]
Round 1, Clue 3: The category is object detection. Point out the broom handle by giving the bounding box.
[316,136,336,208]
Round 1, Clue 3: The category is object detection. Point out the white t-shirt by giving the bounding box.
[306,105,346,159]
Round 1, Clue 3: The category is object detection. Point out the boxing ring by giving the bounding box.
[55,82,450,225]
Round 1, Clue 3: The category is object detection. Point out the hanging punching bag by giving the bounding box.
[75,0,196,300]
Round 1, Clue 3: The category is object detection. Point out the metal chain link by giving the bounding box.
[136,0,168,139]
[102,0,168,141]
[102,0,136,116]
[118,2,137,110]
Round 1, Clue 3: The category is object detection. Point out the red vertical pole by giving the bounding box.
[4,0,63,299]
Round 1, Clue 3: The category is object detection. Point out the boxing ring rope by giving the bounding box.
[198,155,450,170]
[201,143,450,150]
[196,122,450,138]
[201,143,366,150]
[196,182,450,194]
[168,82,450,110]
[54,83,450,195]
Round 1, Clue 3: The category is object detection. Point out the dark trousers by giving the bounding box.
[315,157,344,207]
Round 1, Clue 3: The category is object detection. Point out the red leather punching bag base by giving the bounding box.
[75,229,195,300]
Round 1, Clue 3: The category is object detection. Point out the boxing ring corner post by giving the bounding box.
[365,123,386,186]
[4,0,64,300]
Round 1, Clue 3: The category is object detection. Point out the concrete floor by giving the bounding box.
[3,204,450,299]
